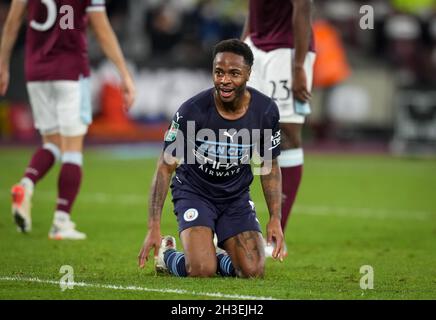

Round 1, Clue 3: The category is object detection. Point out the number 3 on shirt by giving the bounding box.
[30,0,74,31]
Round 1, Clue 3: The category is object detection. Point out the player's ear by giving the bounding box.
[246,66,251,80]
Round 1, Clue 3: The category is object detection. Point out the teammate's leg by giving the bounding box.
[222,231,265,278]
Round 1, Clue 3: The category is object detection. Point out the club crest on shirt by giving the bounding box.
[164,120,179,142]
[183,208,199,222]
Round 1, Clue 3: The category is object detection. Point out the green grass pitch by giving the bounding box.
[0,146,435,299]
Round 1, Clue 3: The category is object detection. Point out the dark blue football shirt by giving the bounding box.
[163,87,281,202]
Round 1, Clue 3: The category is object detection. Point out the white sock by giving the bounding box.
[20,177,34,194]
[61,152,83,166]
[43,142,61,162]
[54,211,70,224]
[277,148,304,168]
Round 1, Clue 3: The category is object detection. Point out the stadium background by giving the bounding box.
[1,0,436,151]
[0,0,435,300]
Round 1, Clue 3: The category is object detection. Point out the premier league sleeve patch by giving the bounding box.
[164,120,180,142]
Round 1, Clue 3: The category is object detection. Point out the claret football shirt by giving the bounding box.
[248,0,315,52]
[22,0,105,81]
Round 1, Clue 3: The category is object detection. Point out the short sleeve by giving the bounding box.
[163,100,197,160]
[258,101,281,160]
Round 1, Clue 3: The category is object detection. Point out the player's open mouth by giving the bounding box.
[220,88,234,99]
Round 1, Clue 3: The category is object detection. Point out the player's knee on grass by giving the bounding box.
[236,260,265,279]
[223,231,265,278]
[181,226,217,277]
[185,258,217,278]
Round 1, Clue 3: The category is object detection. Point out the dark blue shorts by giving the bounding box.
[172,191,262,248]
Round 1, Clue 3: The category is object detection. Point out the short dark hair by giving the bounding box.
[213,39,254,68]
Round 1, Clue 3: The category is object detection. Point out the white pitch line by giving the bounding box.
[0,189,433,221]
[0,276,276,300]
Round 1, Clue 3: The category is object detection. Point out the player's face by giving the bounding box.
[213,52,250,103]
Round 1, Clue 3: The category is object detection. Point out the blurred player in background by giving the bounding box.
[138,39,284,278]
[0,0,135,239]
[241,0,315,256]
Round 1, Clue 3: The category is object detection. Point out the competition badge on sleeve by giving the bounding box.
[164,121,179,142]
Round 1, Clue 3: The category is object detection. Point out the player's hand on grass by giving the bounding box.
[138,229,161,268]
[0,63,9,96]
[292,65,311,103]
[266,216,285,262]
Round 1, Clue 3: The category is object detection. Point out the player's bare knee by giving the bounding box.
[43,134,61,149]
[237,262,265,279]
[61,135,85,153]
[186,260,217,278]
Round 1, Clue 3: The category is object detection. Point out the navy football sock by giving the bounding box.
[216,253,236,277]
[164,249,187,277]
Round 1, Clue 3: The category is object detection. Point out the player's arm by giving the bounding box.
[88,11,136,109]
[138,153,178,268]
[260,159,285,261]
[291,0,312,102]
[0,0,26,96]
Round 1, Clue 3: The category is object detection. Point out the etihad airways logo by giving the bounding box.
[197,140,250,159]
[163,121,281,175]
